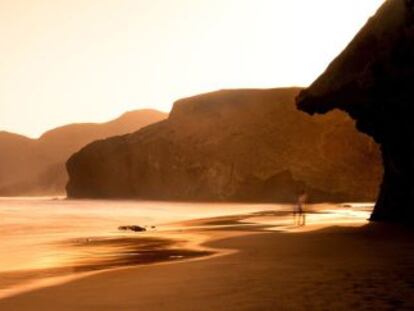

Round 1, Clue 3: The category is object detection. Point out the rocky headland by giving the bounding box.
[0,110,166,195]
[67,88,382,202]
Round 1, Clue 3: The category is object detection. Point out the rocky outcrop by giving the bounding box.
[0,110,166,196]
[297,0,414,222]
[67,88,382,202]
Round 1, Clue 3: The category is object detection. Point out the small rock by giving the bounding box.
[118,225,146,232]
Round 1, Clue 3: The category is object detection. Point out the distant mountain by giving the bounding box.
[67,88,382,202]
[0,109,167,196]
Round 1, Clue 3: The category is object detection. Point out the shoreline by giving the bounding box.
[0,198,285,300]
[2,204,414,310]
[0,210,262,300]
[0,204,306,300]
[0,204,368,300]
[0,230,222,300]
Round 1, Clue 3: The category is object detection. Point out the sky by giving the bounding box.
[0,0,385,138]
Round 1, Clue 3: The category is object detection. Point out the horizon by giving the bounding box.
[1,0,384,138]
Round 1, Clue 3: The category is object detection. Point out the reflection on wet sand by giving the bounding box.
[0,199,373,300]
[294,212,306,227]
[66,236,213,272]
[0,236,213,299]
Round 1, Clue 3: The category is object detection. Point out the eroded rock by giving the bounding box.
[297,0,414,222]
[67,88,382,203]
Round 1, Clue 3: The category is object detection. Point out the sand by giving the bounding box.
[1,209,414,310]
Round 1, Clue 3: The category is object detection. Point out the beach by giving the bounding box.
[1,200,413,310]
[1,0,411,310]
[0,198,273,299]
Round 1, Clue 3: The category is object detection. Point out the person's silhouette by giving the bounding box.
[294,190,307,226]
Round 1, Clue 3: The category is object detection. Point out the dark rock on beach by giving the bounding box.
[118,225,147,232]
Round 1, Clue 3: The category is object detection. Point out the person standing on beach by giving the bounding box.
[294,190,307,226]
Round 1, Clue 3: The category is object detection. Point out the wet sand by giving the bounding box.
[0,235,214,300]
[1,205,414,310]
[0,198,274,299]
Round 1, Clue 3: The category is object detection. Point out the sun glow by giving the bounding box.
[0,0,384,137]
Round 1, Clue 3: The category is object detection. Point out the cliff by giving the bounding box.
[297,0,414,222]
[0,110,166,196]
[67,88,382,202]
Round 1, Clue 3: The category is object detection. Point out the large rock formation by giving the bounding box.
[67,88,382,202]
[297,0,414,222]
[0,110,166,195]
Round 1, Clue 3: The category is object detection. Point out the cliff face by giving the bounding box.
[297,0,414,222]
[67,88,382,202]
[0,110,166,196]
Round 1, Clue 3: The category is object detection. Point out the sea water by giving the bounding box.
[0,197,274,298]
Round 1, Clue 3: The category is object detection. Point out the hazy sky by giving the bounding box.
[1,0,384,138]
